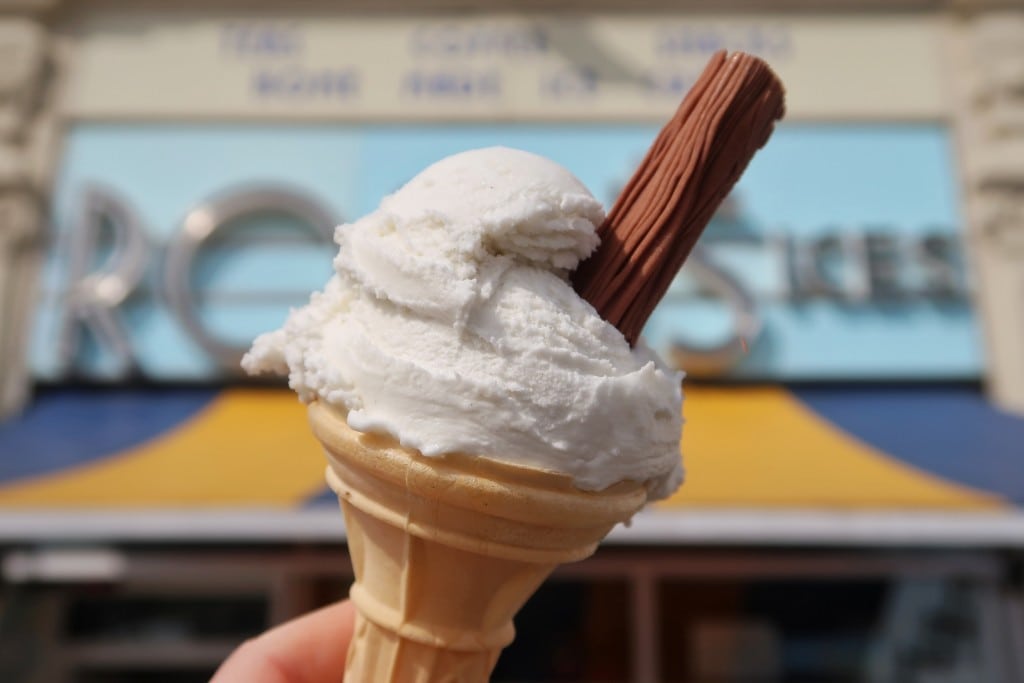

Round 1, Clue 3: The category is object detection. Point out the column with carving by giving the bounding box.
[950,11,1024,416]
[0,5,58,418]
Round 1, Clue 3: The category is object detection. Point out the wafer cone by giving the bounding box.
[308,401,647,683]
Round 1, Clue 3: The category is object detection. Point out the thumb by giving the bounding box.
[211,599,356,683]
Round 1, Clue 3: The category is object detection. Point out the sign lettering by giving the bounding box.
[56,186,336,377]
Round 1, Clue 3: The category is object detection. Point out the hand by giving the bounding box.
[212,599,356,683]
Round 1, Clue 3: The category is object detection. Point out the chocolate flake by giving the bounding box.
[572,51,785,345]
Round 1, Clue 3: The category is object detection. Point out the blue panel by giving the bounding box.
[0,388,217,484]
[792,385,1024,504]
[304,487,337,507]
[736,124,961,232]
[33,122,981,381]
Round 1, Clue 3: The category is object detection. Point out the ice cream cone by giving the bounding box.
[308,400,647,683]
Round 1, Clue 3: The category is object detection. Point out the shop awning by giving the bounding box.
[1,385,1022,545]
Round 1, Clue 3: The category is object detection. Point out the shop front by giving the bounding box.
[1,3,1023,682]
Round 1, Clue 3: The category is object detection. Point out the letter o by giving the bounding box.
[164,186,336,373]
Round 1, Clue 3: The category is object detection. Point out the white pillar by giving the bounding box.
[949,10,1024,416]
[0,8,59,418]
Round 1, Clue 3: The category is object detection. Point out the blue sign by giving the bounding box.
[30,122,981,381]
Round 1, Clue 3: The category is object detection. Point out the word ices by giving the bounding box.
[661,229,966,377]
[699,231,967,302]
[56,186,336,378]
